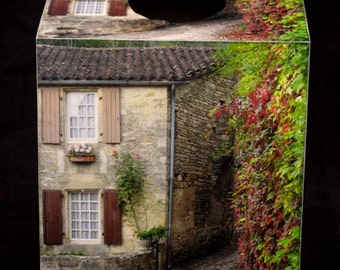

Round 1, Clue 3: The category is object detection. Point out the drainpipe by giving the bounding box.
[167,84,176,270]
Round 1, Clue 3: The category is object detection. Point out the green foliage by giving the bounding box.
[234,0,308,40]
[112,149,146,232]
[136,225,167,241]
[212,42,308,269]
[112,150,168,239]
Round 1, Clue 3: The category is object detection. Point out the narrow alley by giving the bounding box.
[172,245,239,270]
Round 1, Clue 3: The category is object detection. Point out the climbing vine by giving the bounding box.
[231,0,308,41]
[211,42,308,269]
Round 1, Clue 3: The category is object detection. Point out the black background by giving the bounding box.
[0,1,338,269]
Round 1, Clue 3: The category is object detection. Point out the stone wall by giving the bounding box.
[171,74,236,264]
[41,250,154,270]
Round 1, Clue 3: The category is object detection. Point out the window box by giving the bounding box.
[67,154,96,163]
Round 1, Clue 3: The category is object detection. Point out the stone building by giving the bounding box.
[37,44,236,269]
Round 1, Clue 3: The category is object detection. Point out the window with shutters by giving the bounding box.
[41,87,120,144]
[74,0,106,15]
[69,191,100,243]
[43,189,122,245]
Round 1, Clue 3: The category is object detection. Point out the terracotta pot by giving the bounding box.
[67,154,95,163]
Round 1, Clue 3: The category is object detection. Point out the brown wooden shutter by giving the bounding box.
[43,190,63,245]
[103,189,122,245]
[102,88,120,143]
[41,88,60,144]
[108,0,127,16]
[48,0,69,15]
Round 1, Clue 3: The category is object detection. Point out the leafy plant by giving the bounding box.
[136,225,167,241]
[67,144,93,156]
[112,150,168,242]
[233,0,308,41]
[212,42,308,269]
[112,149,146,233]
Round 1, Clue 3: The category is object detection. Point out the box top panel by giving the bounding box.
[37,0,309,43]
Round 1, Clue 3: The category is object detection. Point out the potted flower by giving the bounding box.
[136,225,167,241]
[135,225,167,249]
[66,144,95,163]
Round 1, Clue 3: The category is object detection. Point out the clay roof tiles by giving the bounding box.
[37,45,217,83]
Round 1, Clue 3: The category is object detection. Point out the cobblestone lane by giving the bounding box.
[172,246,239,270]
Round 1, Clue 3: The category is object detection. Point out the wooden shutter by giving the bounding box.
[108,0,127,16]
[103,189,122,245]
[41,88,60,144]
[43,190,63,245]
[48,0,69,15]
[102,88,120,143]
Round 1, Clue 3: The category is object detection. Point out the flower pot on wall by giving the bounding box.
[67,154,95,163]
[137,239,152,249]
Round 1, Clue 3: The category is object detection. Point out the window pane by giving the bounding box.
[70,117,77,127]
[71,202,79,210]
[90,202,98,210]
[88,128,95,138]
[91,231,98,239]
[90,193,98,200]
[88,117,95,127]
[79,117,86,127]
[90,221,98,229]
[88,106,95,116]
[81,231,89,239]
[79,128,86,138]
[90,212,98,220]
[79,105,86,116]
[71,193,79,200]
[88,94,94,104]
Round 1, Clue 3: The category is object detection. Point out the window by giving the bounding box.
[43,189,122,245]
[41,87,120,144]
[74,0,106,15]
[66,92,97,141]
[69,191,100,242]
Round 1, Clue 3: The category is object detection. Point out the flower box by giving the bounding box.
[67,154,95,163]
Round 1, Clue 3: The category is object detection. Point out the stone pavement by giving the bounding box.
[172,246,239,270]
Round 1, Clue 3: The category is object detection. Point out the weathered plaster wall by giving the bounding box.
[38,86,169,256]
[171,74,236,263]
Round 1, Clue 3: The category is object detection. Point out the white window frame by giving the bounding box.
[65,90,98,142]
[68,190,101,244]
[73,0,107,15]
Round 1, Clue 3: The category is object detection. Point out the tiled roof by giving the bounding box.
[37,45,217,83]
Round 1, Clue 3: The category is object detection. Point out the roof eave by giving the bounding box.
[37,80,190,87]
